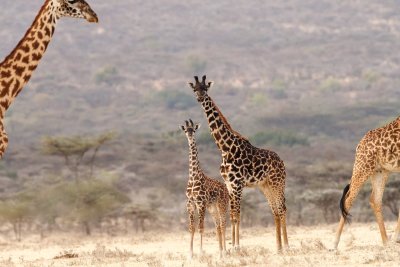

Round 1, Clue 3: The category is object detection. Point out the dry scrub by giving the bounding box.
[0,222,400,266]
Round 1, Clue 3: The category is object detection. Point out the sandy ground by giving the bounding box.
[0,222,400,267]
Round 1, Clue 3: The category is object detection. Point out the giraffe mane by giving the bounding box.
[210,97,249,141]
[0,0,52,66]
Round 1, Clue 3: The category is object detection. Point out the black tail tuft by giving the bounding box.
[339,184,351,223]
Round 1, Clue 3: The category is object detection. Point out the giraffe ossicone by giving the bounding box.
[0,0,98,157]
[181,119,229,259]
[188,75,289,252]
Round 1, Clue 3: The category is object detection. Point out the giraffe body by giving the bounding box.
[0,0,98,157]
[181,119,229,258]
[334,116,400,249]
[188,76,288,252]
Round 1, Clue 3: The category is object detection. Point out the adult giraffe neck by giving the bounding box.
[0,0,58,118]
[200,94,237,154]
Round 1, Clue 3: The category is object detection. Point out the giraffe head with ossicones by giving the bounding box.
[54,0,98,23]
[188,75,213,102]
[180,119,200,141]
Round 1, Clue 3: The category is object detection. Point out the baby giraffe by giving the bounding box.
[181,119,229,258]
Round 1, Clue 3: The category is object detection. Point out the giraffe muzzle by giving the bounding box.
[83,8,99,23]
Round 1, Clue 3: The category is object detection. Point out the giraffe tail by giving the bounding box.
[339,184,351,223]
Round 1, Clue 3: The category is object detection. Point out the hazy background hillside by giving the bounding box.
[1,0,400,235]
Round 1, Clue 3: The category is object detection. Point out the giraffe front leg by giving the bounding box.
[228,188,242,250]
[197,205,206,255]
[187,201,196,259]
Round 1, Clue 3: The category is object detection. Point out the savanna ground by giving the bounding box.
[1,222,400,267]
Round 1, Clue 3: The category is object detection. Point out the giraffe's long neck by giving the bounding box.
[187,137,203,182]
[0,0,58,118]
[200,95,236,154]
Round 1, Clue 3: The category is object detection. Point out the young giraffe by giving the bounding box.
[334,116,400,249]
[0,0,98,157]
[188,76,288,252]
[181,119,229,258]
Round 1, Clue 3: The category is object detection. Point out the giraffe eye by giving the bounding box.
[67,0,79,4]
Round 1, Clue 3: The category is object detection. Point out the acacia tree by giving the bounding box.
[0,192,34,241]
[42,132,116,180]
[302,189,343,223]
[40,132,130,235]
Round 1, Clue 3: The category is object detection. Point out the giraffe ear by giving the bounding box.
[188,82,195,90]
[180,125,185,131]
[194,124,200,130]
[207,81,213,90]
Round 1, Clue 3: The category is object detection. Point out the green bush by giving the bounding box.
[156,90,195,110]
[250,93,268,106]
[318,77,341,92]
[94,66,119,85]
[251,130,309,147]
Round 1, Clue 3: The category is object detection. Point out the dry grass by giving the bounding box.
[0,222,400,266]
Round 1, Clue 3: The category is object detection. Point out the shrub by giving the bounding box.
[251,130,309,147]
[94,66,119,85]
[155,90,195,110]
[318,77,341,92]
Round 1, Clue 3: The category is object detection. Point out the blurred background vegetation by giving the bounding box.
[0,0,399,240]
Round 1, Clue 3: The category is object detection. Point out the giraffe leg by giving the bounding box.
[231,213,235,249]
[229,187,242,250]
[197,205,206,254]
[333,170,372,249]
[260,183,285,252]
[187,201,196,259]
[369,171,389,245]
[210,205,223,257]
[228,191,242,249]
[217,201,227,253]
[235,215,240,249]
[281,213,289,248]
[393,212,400,243]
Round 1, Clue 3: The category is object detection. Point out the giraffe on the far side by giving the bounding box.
[334,116,400,249]
[181,119,229,258]
[188,76,288,252]
[0,0,98,157]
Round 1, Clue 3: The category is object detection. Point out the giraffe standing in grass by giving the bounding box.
[0,0,98,157]
[188,76,288,252]
[334,116,400,249]
[181,119,229,258]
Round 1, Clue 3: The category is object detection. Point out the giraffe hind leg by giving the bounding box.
[334,170,372,249]
[369,171,389,245]
[217,201,227,252]
[393,212,400,243]
[259,182,285,252]
[210,205,224,257]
